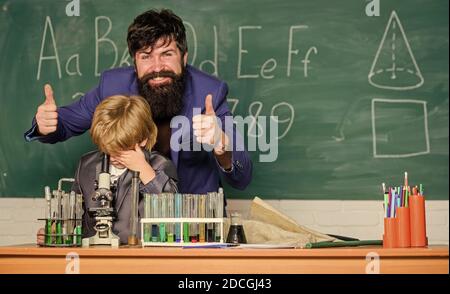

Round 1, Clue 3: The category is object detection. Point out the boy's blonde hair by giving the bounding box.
[90,95,157,155]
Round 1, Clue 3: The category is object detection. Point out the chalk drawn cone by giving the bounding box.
[368,11,424,90]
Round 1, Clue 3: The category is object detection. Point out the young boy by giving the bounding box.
[37,95,178,245]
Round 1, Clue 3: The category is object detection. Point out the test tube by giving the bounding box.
[175,193,182,242]
[190,195,198,242]
[44,186,52,245]
[51,211,56,244]
[159,193,167,242]
[167,193,174,242]
[55,190,63,245]
[144,194,151,242]
[128,171,140,246]
[151,194,159,242]
[198,194,206,242]
[67,191,76,245]
[183,195,190,242]
[206,192,215,242]
[216,189,224,242]
[74,194,82,246]
[62,192,70,244]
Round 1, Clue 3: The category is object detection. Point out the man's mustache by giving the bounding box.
[140,70,178,84]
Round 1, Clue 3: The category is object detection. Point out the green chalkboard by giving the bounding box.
[0,0,448,199]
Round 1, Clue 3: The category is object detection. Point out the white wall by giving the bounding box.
[0,198,448,246]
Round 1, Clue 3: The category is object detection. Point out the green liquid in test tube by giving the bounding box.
[45,219,52,245]
[56,221,62,244]
[144,194,150,242]
[75,226,82,245]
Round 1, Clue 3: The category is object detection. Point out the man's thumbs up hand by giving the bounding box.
[36,84,58,136]
[192,94,230,155]
[44,84,56,105]
[204,94,215,115]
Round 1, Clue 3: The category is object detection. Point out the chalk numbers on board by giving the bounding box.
[228,98,294,140]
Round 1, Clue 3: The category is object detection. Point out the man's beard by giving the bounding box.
[137,68,185,123]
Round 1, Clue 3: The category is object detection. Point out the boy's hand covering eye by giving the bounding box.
[117,144,147,172]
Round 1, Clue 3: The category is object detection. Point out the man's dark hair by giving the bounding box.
[127,9,187,58]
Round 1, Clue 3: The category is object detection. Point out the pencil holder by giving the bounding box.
[396,207,411,248]
[383,217,398,248]
[409,195,427,247]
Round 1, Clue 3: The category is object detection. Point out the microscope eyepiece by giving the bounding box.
[101,154,110,173]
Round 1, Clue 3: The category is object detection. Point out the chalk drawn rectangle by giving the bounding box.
[371,98,430,158]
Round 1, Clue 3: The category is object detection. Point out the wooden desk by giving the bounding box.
[0,245,448,274]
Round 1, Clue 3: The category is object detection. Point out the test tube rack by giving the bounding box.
[140,217,224,247]
[38,178,83,247]
[37,217,83,247]
[140,190,225,247]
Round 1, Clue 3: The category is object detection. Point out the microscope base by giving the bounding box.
[82,231,120,248]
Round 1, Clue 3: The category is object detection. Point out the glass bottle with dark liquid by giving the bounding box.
[226,212,247,244]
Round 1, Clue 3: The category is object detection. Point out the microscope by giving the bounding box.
[82,154,120,248]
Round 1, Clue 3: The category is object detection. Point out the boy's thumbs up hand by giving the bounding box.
[36,84,58,135]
